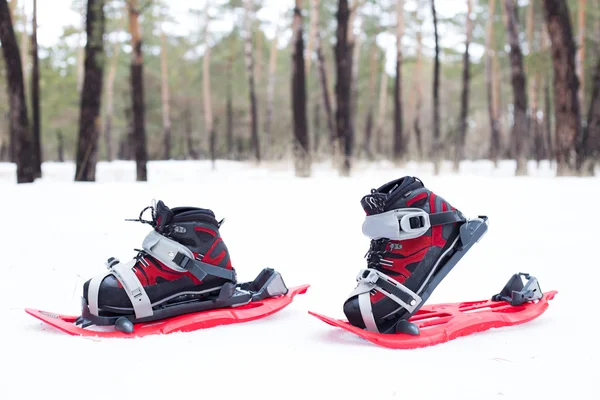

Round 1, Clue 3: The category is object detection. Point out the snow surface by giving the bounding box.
[1,159,598,400]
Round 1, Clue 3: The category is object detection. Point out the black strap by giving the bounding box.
[173,253,236,282]
[376,277,416,308]
[407,210,465,230]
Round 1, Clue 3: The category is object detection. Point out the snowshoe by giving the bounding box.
[310,273,556,349]
[26,200,308,337]
[309,176,556,348]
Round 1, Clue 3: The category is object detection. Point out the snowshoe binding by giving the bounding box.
[341,176,488,335]
[26,200,308,337]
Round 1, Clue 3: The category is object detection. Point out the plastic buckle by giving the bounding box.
[105,257,120,269]
[397,210,430,236]
[356,269,379,285]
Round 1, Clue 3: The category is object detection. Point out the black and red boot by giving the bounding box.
[78,200,288,331]
[343,176,488,335]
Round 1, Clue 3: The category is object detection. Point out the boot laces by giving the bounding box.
[125,200,158,228]
[365,238,390,270]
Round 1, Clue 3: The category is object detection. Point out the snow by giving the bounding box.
[0,159,598,400]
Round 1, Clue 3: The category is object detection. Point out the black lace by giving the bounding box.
[125,205,157,228]
[365,238,390,270]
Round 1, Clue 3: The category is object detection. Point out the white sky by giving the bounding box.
[24,0,472,74]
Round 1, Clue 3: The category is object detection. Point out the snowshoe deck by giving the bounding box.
[26,284,309,338]
[309,290,557,349]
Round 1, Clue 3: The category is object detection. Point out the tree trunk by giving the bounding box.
[292,0,311,177]
[226,50,234,159]
[203,12,215,170]
[583,52,600,173]
[265,24,281,160]
[0,0,34,182]
[74,0,105,182]
[30,0,41,178]
[363,44,378,160]
[542,0,581,175]
[19,3,27,97]
[577,0,586,110]
[103,15,124,162]
[454,0,473,171]
[375,61,388,155]
[56,130,64,162]
[392,0,404,163]
[335,0,354,176]
[160,30,172,160]
[127,0,148,181]
[316,31,335,155]
[243,0,260,163]
[528,0,544,163]
[410,10,424,161]
[486,0,501,166]
[431,0,441,173]
[76,4,85,95]
[504,0,529,175]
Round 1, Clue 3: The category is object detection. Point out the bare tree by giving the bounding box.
[454,0,473,171]
[431,0,441,174]
[243,0,260,163]
[485,0,501,165]
[315,2,335,154]
[577,0,586,109]
[542,0,581,175]
[0,0,34,183]
[335,0,354,176]
[504,0,529,175]
[393,0,405,163]
[203,9,215,169]
[265,19,282,159]
[31,0,41,178]
[292,0,311,177]
[159,29,172,160]
[74,0,105,182]
[126,0,148,181]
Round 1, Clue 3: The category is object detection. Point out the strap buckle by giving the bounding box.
[355,268,422,314]
[362,208,431,241]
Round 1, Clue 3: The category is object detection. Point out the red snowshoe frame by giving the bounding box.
[26,285,309,338]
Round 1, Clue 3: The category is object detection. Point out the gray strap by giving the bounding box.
[142,230,194,273]
[109,259,153,319]
[174,253,236,282]
[87,270,111,317]
[358,292,379,333]
[355,268,422,315]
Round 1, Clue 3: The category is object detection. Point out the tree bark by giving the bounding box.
[74,0,105,182]
[243,0,260,163]
[184,101,197,159]
[160,30,172,160]
[292,0,311,177]
[335,0,354,176]
[265,23,281,160]
[577,0,586,110]
[0,0,34,183]
[127,0,148,181]
[410,10,424,161]
[392,0,404,163]
[56,130,64,162]
[102,15,124,162]
[31,0,41,178]
[431,0,441,173]
[19,3,27,97]
[542,0,581,175]
[485,0,501,165]
[528,0,544,163]
[76,4,85,95]
[504,0,529,175]
[454,0,473,171]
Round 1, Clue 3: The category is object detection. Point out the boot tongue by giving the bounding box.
[154,201,174,233]
[360,177,424,215]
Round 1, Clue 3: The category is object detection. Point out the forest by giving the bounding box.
[0,0,599,183]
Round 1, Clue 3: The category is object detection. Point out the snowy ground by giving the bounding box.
[0,159,598,400]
